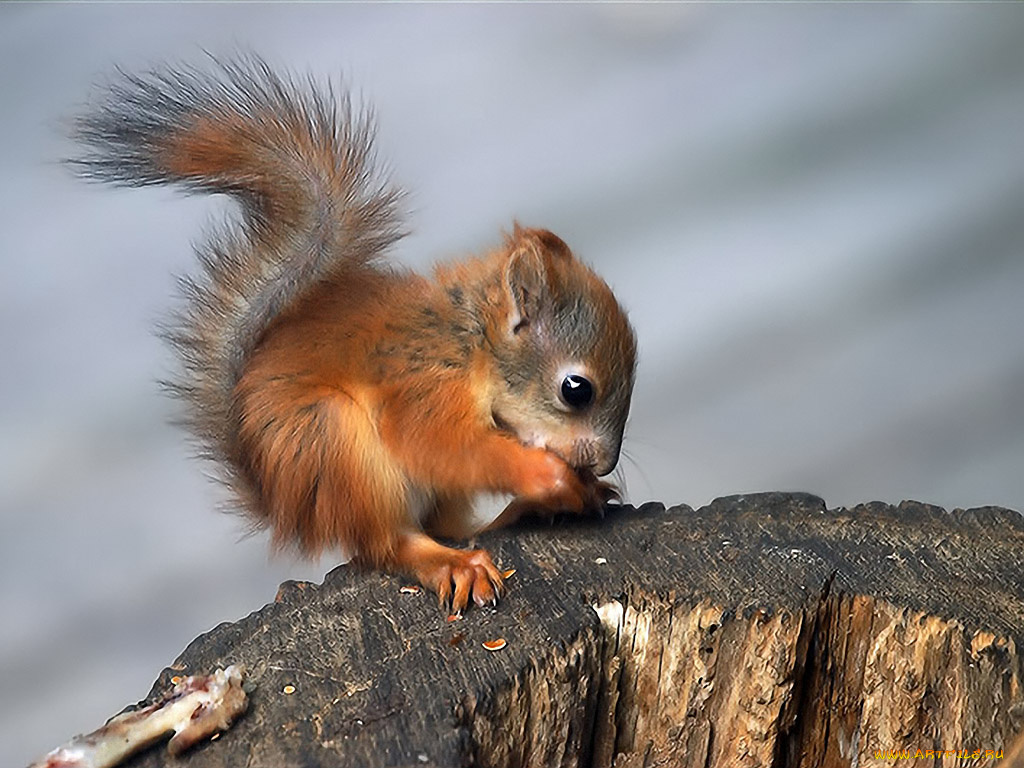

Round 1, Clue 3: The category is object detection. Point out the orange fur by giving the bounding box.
[75,58,636,612]
[234,243,610,565]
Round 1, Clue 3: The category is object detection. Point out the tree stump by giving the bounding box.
[119,493,1024,767]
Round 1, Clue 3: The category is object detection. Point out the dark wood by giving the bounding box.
[121,493,1024,767]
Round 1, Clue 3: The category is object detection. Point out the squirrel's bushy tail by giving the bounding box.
[73,55,404,501]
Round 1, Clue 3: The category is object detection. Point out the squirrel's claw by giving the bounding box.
[442,552,503,613]
[396,533,504,614]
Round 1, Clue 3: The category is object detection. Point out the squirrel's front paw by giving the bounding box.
[576,469,621,515]
[490,454,618,529]
[518,450,588,512]
[519,451,621,514]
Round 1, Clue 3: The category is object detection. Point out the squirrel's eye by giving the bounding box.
[560,374,594,410]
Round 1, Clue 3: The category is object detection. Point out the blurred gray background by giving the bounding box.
[3,3,1023,763]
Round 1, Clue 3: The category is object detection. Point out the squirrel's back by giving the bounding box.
[72,56,404,506]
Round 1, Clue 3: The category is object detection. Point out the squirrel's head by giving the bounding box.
[484,226,637,478]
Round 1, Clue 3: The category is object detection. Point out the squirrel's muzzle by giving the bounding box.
[571,437,620,478]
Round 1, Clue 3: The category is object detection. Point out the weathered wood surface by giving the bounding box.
[119,493,1024,767]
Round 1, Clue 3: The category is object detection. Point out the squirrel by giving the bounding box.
[72,56,637,613]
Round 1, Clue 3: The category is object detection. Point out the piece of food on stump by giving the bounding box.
[28,665,247,768]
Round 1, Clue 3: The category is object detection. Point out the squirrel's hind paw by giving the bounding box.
[394,533,505,614]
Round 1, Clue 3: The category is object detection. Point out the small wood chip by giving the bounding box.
[482,638,507,652]
[594,557,608,565]
[400,585,421,595]
[501,568,517,579]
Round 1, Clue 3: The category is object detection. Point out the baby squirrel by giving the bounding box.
[73,57,637,612]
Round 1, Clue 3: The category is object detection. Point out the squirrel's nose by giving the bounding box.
[569,436,621,477]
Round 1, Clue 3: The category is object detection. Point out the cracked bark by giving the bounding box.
[118,493,1024,767]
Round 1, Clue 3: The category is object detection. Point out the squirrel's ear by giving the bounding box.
[504,244,548,336]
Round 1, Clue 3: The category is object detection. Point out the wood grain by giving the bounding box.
[121,493,1024,767]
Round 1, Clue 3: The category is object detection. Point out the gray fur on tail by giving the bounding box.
[72,55,405,510]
